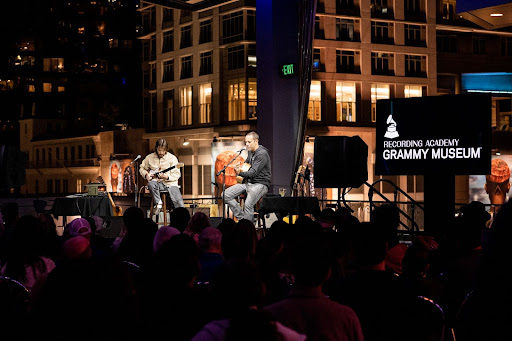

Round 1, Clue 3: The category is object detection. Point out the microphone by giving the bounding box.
[130,155,141,164]
[236,147,246,153]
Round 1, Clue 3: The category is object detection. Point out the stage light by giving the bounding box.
[183,138,190,146]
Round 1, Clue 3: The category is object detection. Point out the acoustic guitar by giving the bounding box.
[96,176,122,216]
[292,165,305,197]
[236,162,251,183]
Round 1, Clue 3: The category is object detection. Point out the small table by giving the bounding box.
[52,195,114,224]
[258,196,321,228]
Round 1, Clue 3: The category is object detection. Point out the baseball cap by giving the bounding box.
[66,218,92,237]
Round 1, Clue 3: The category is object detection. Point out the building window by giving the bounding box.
[248,44,256,68]
[164,90,174,127]
[64,147,68,161]
[473,37,486,55]
[199,20,212,44]
[180,25,192,49]
[47,179,53,194]
[336,50,357,73]
[36,149,40,163]
[405,55,424,77]
[371,21,391,44]
[437,34,457,53]
[222,11,243,44]
[404,85,423,98]
[199,83,212,124]
[180,55,192,79]
[442,1,455,20]
[336,18,354,41]
[200,51,213,75]
[162,8,174,26]
[43,83,52,92]
[371,0,389,14]
[198,165,212,195]
[313,48,322,71]
[248,78,257,120]
[308,81,321,121]
[180,86,192,125]
[78,146,82,159]
[163,59,174,82]
[336,82,356,122]
[150,35,156,60]
[405,24,423,46]
[142,40,150,62]
[247,10,256,40]
[151,93,157,130]
[228,45,244,70]
[337,0,354,11]
[143,67,150,89]
[371,52,393,75]
[35,179,39,194]
[77,179,82,193]
[405,0,421,16]
[315,16,324,39]
[162,30,174,53]
[371,83,390,122]
[150,63,156,88]
[228,78,246,121]
[55,179,61,194]
[43,58,64,72]
[63,179,68,193]
[502,37,512,56]
[86,145,90,159]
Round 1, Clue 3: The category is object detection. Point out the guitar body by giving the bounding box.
[236,163,252,183]
[106,191,123,216]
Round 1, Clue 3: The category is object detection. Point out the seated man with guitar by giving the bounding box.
[224,131,271,222]
[139,138,185,215]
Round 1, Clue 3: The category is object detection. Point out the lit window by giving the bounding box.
[228,78,246,121]
[180,86,192,125]
[199,83,212,124]
[308,81,321,121]
[43,83,52,92]
[248,78,257,120]
[336,82,356,122]
[58,86,65,92]
[405,85,422,98]
[371,83,390,122]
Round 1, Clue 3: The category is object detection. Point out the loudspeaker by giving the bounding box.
[210,217,223,228]
[314,136,368,188]
[98,216,124,239]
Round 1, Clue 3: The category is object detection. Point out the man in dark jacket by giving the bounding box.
[224,131,271,221]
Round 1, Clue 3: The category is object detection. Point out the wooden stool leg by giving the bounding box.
[163,193,167,226]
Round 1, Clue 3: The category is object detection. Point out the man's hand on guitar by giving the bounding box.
[157,173,168,180]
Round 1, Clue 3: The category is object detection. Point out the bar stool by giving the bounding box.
[239,193,265,234]
[150,189,170,226]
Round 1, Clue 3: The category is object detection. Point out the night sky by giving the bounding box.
[457,0,512,13]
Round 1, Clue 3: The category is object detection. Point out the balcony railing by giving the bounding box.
[30,158,100,169]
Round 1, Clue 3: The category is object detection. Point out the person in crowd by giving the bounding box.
[184,211,212,242]
[197,227,225,284]
[264,228,364,341]
[153,225,180,253]
[169,206,191,233]
[224,132,271,222]
[62,217,92,241]
[485,158,510,215]
[116,217,158,268]
[192,260,306,341]
[139,138,184,215]
[222,219,258,263]
[0,215,56,293]
[112,206,145,252]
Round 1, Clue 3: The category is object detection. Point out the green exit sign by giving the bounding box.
[280,63,296,77]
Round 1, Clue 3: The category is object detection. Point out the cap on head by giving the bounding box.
[487,159,511,184]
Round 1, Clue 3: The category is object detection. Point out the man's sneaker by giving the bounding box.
[154,204,162,216]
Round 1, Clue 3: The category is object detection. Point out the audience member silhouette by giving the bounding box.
[152,225,180,253]
[116,217,158,268]
[184,211,212,242]
[192,260,306,341]
[197,226,225,284]
[265,227,364,341]
[30,254,141,341]
[222,219,258,263]
[138,233,209,341]
[112,206,145,252]
[169,206,192,233]
[0,215,56,293]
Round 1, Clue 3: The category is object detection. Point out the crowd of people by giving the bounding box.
[0,198,510,341]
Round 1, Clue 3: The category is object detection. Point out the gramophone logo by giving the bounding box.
[384,114,399,139]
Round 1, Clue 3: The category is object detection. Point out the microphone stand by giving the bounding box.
[134,160,139,208]
[216,149,244,220]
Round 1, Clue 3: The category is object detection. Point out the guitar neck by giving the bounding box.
[151,163,184,176]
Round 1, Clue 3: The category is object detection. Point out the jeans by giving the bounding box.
[224,183,268,221]
[147,181,184,208]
